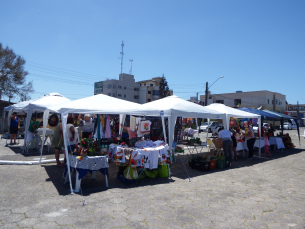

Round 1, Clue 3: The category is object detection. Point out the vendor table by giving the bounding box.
[37,128,54,145]
[269,137,285,151]
[64,155,109,192]
[183,144,207,156]
[254,138,265,149]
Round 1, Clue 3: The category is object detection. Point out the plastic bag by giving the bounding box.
[157,165,169,178]
[123,166,138,180]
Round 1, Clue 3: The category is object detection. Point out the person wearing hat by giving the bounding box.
[9,112,20,145]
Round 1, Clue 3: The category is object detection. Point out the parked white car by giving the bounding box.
[253,123,270,133]
[197,122,209,133]
[280,122,292,130]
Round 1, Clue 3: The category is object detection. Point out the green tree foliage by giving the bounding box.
[0,43,33,101]
[159,74,171,98]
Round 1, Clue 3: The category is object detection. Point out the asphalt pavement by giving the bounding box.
[0,129,304,228]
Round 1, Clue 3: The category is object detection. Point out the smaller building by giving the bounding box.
[137,77,173,104]
[199,90,286,113]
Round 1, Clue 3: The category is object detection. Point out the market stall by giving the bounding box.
[49,94,157,193]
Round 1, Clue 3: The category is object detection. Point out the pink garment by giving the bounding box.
[264,136,269,145]
[127,127,138,139]
[105,116,111,138]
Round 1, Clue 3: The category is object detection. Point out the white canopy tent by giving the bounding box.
[206,103,262,157]
[3,97,40,128]
[22,93,71,149]
[47,94,157,194]
[140,95,227,152]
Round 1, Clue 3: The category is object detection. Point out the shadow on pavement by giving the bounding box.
[42,162,175,196]
[41,147,303,196]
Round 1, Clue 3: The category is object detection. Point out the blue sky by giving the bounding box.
[1,0,304,104]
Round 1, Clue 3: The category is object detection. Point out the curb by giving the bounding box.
[0,158,63,165]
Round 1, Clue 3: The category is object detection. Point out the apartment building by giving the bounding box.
[94,73,141,103]
[94,74,173,104]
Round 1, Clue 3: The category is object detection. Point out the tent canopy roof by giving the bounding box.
[237,107,280,120]
[57,94,153,115]
[263,109,297,120]
[207,103,260,118]
[25,93,70,113]
[141,95,225,119]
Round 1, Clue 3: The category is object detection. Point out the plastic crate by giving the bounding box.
[216,159,225,169]
[210,159,216,170]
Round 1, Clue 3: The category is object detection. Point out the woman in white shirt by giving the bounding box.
[66,117,78,153]
[78,114,96,138]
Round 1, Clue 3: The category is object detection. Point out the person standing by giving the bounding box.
[262,132,272,157]
[66,117,78,153]
[218,127,233,166]
[230,128,238,161]
[268,124,276,137]
[78,114,96,138]
[51,120,65,167]
[9,112,19,145]
[245,126,255,159]
[121,123,138,147]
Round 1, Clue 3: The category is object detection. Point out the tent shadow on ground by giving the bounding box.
[172,147,304,180]
[41,147,302,196]
[4,144,56,157]
[42,162,176,196]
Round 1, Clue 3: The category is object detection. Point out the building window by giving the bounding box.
[113,93,116,97]
[124,86,126,89]
[150,84,153,86]
[108,85,112,89]
[234,99,241,106]
[268,99,269,104]
[148,91,151,94]
[108,93,111,96]
[140,84,142,86]
[118,85,122,89]
[144,84,146,86]
[148,99,151,102]
[134,95,139,99]
[134,88,139,91]
[124,95,126,98]
[153,90,160,95]
[118,94,122,97]
[216,100,224,104]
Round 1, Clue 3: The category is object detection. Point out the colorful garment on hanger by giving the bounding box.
[105,115,111,138]
[140,120,152,133]
[113,147,125,163]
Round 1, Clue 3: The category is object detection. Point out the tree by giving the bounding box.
[159,74,171,98]
[0,43,33,101]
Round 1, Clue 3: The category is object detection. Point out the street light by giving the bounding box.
[205,76,224,106]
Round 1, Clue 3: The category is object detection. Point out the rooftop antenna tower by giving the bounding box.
[120,41,124,74]
[129,59,133,74]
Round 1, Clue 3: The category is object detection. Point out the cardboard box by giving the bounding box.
[212,138,222,148]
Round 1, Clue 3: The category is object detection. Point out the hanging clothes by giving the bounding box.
[105,115,111,138]
[130,115,136,131]
[136,118,144,138]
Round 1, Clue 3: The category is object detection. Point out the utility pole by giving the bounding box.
[196,92,199,104]
[273,93,276,126]
[205,82,208,106]
[297,101,300,125]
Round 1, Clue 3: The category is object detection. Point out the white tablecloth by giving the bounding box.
[236,141,248,151]
[269,137,285,149]
[69,155,109,170]
[37,128,54,136]
[254,138,265,148]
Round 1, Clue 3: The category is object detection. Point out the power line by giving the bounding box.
[27,61,106,80]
